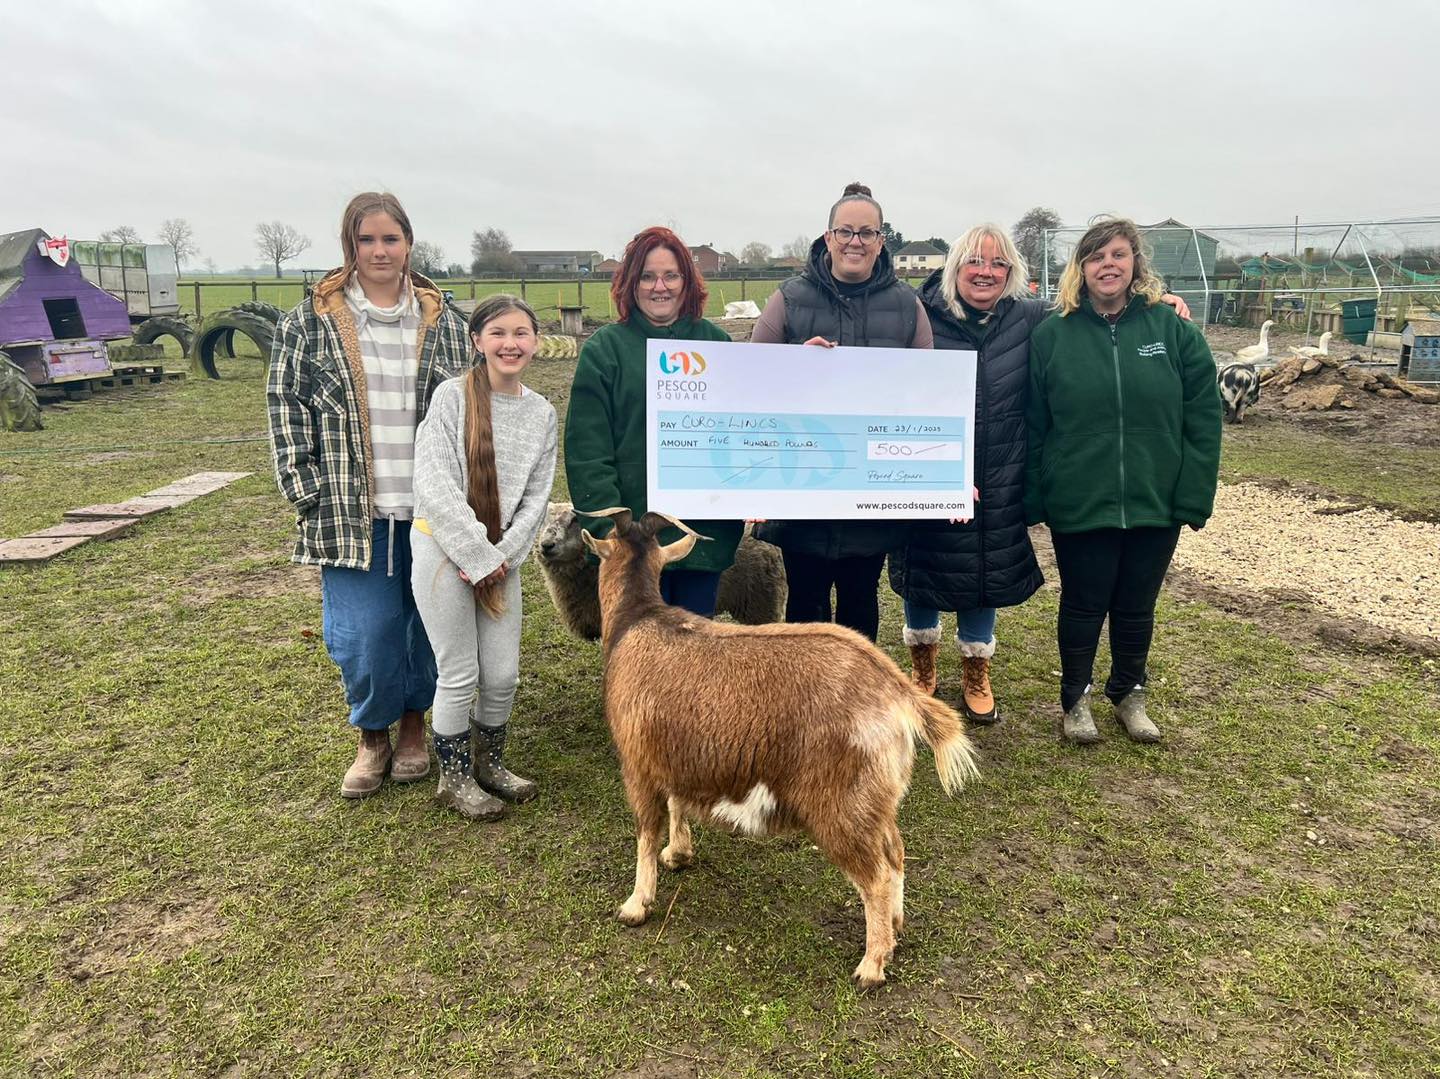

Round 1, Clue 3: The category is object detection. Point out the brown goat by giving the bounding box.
[581,508,980,988]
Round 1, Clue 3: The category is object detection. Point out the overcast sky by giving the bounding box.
[5,0,1436,271]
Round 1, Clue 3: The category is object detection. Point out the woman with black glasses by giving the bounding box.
[750,181,932,641]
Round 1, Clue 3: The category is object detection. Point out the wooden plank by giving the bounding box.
[63,497,185,521]
[0,536,92,564]
[143,471,251,499]
[24,518,139,540]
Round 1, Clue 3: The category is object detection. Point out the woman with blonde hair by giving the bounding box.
[268,192,471,798]
[1025,217,1221,745]
[887,224,1046,723]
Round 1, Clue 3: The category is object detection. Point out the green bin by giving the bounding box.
[1341,298,1377,344]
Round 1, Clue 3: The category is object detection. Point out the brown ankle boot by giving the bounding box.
[960,656,999,725]
[903,626,942,696]
[391,709,431,782]
[341,728,392,799]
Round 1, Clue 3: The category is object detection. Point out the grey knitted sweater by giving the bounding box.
[412,375,558,581]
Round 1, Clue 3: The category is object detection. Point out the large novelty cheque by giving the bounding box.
[645,339,976,520]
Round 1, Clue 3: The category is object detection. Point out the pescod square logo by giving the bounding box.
[656,350,708,400]
[1137,341,1168,358]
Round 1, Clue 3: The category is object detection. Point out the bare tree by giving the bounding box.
[411,240,445,277]
[99,225,143,244]
[156,218,198,267]
[470,227,519,274]
[1012,207,1063,282]
[255,221,311,279]
[781,234,811,261]
[740,241,772,266]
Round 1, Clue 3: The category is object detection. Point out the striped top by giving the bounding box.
[345,275,421,519]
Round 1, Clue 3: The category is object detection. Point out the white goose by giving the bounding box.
[1288,331,1333,360]
[1234,319,1274,365]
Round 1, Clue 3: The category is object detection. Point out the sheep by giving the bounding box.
[580,507,980,989]
[535,500,786,639]
[1218,362,1261,423]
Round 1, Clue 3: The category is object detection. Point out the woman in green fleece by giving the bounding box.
[564,226,742,614]
[1025,217,1221,745]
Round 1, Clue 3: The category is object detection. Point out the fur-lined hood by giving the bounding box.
[309,267,448,326]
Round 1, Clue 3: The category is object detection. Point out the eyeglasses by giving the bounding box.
[639,271,683,288]
[961,256,1012,273]
[830,226,882,246]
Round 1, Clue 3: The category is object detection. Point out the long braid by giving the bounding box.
[463,361,506,617]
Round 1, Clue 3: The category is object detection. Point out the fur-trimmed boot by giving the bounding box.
[433,731,505,821]
[958,637,999,725]
[1113,686,1162,743]
[340,727,392,799]
[903,625,942,696]
[472,724,538,804]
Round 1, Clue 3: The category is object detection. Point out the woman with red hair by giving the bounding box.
[564,227,742,614]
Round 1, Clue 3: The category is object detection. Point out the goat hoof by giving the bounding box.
[852,960,887,990]
[660,847,693,870]
[617,900,650,926]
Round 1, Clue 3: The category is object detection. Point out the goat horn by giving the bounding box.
[637,511,712,541]
[575,506,633,534]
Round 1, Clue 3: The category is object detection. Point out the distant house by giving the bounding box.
[721,252,739,270]
[512,250,604,273]
[767,256,804,271]
[593,257,621,277]
[688,245,728,274]
[893,241,945,274]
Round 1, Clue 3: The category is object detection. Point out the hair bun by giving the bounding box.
[843,181,872,197]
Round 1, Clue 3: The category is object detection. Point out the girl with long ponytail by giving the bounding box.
[410,294,559,820]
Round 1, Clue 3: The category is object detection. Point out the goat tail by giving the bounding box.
[905,692,981,796]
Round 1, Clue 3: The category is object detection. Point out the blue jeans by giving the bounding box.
[660,569,721,618]
[320,518,437,731]
[903,601,997,648]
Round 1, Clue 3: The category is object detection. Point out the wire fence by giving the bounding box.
[1041,218,1440,348]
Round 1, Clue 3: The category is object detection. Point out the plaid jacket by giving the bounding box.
[266,269,471,569]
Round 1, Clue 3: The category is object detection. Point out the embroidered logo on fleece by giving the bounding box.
[1137,341,1168,358]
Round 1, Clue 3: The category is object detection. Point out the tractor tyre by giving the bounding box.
[192,310,277,379]
[233,300,285,323]
[132,315,196,357]
[0,350,43,432]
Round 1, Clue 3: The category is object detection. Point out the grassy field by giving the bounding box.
[176,279,787,322]
[1,355,1437,1076]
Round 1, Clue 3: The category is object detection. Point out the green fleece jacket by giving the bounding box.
[1025,295,1221,532]
[563,312,742,573]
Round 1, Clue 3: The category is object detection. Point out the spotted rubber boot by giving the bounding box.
[903,625,942,695]
[433,731,505,821]
[1114,686,1162,743]
[472,724,538,804]
[1062,686,1101,746]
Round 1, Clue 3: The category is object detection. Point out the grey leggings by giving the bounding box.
[410,529,523,737]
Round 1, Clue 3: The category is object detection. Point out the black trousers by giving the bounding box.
[1050,526,1181,711]
[781,550,887,643]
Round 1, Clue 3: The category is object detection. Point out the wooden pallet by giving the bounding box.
[38,365,186,400]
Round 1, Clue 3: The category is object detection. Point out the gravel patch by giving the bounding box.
[1172,483,1440,642]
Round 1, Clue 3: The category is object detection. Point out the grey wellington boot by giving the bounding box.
[433,731,505,821]
[1062,686,1101,746]
[472,724,538,804]
[1114,686,1162,743]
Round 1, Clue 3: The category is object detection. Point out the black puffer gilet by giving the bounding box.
[887,269,1045,612]
[755,238,920,559]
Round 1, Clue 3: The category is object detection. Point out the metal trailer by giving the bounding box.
[71,240,180,321]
